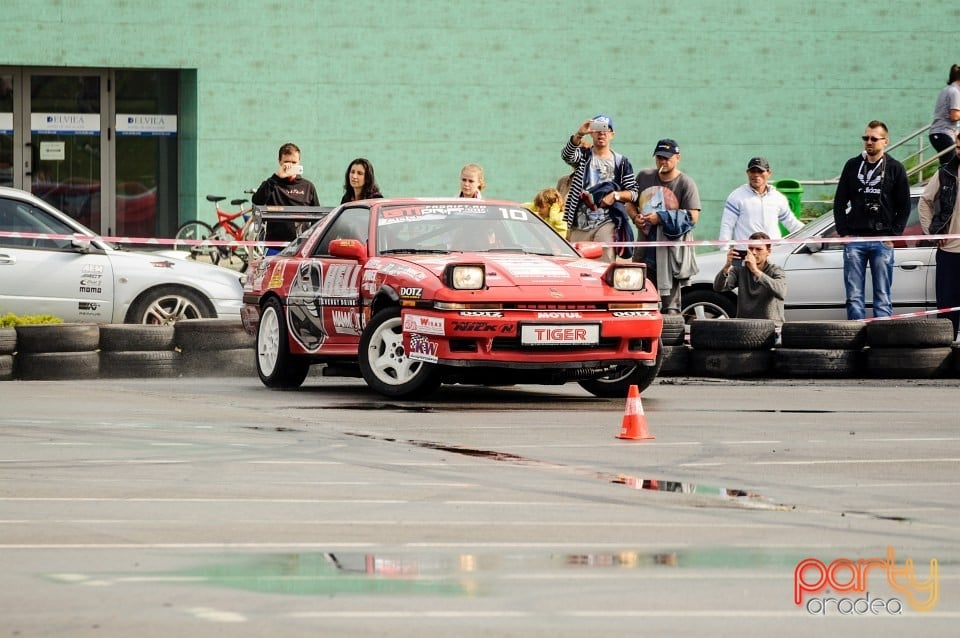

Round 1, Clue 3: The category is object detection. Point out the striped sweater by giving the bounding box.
[560,137,638,227]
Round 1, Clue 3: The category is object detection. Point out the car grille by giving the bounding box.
[507,303,603,311]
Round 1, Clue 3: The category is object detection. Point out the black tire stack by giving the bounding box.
[658,314,689,376]
[99,325,178,378]
[14,323,100,380]
[175,319,256,377]
[773,321,866,378]
[864,319,955,378]
[689,319,776,377]
[0,328,15,380]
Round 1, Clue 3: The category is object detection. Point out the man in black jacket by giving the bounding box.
[833,121,910,319]
[252,142,320,252]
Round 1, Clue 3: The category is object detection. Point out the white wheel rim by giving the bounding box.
[367,316,422,385]
[258,305,280,375]
[143,294,202,325]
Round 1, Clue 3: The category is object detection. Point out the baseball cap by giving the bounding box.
[747,157,771,171]
[592,114,614,131]
[653,139,680,157]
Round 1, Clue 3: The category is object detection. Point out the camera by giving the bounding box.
[288,164,304,176]
[864,201,880,216]
[588,119,610,132]
[731,249,747,267]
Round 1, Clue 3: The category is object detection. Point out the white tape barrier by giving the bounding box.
[862,306,960,323]
[0,231,288,248]
[2,230,960,249]
[605,232,960,249]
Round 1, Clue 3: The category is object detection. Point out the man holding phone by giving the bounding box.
[561,114,638,262]
[713,231,787,321]
[252,142,320,251]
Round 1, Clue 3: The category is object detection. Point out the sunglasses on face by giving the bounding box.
[861,136,886,142]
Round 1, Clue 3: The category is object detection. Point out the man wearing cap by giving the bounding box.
[561,115,638,262]
[628,138,701,315]
[833,120,910,319]
[719,157,804,249]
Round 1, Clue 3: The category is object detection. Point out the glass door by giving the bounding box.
[27,72,107,232]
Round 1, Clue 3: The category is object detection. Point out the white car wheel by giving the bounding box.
[256,299,309,388]
[358,307,439,398]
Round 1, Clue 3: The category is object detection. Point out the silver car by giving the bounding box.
[0,186,244,324]
[681,190,935,321]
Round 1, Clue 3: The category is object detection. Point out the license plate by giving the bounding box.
[520,324,600,346]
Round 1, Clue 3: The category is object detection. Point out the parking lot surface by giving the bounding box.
[1,376,958,636]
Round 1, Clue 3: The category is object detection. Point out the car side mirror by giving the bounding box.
[575,241,603,259]
[329,238,367,261]
[70,237,93,253]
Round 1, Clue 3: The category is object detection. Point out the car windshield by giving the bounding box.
[376,202,578,257]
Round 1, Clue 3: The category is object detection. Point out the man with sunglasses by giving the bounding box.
[833,120,910,319]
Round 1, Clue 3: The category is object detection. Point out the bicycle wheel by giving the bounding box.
[174,220,219,264]
[212,220,245,271]
[243,217,265,263]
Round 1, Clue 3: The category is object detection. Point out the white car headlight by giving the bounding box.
[444,264,485,290]
[608,265,646,291]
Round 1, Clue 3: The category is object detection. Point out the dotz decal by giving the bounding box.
[459,311,503,317]
[612,311,649,317]
[399,287,423,299]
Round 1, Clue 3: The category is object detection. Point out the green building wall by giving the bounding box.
[2,0,955,240]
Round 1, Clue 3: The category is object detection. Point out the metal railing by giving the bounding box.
[795,124,956,215]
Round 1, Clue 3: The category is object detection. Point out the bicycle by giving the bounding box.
[175,192,261,270]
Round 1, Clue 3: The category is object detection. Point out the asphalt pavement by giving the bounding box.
[1,376,958,637]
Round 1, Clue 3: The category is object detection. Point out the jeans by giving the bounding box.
[843,241,894,319]
[930,133,958,165]
[935,248,960,339]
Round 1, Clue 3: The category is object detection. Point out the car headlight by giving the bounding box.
[443,264,485,290]
[606,265,646,291]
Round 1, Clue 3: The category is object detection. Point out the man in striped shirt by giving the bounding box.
[561,115,638,262]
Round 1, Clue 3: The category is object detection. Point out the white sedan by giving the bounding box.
[0,187,244,324]
[681,190,935,321]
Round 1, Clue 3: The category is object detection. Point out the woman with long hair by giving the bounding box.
[340,158,383,204]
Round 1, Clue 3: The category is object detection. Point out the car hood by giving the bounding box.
[380,253,647,297]
[104,247,244,296]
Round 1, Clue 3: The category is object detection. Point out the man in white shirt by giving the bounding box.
[719,157,804,248]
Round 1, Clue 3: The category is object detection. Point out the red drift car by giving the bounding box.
[241,199,663,399]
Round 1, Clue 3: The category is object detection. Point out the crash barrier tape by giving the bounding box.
[0,230,288,248]
[861,306,960,323]
[2,230,960,249]
[605,231,960,249]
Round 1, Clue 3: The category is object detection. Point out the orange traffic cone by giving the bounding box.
[616,384,654,440]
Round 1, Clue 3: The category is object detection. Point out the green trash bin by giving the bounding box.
[773,179,803,217]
